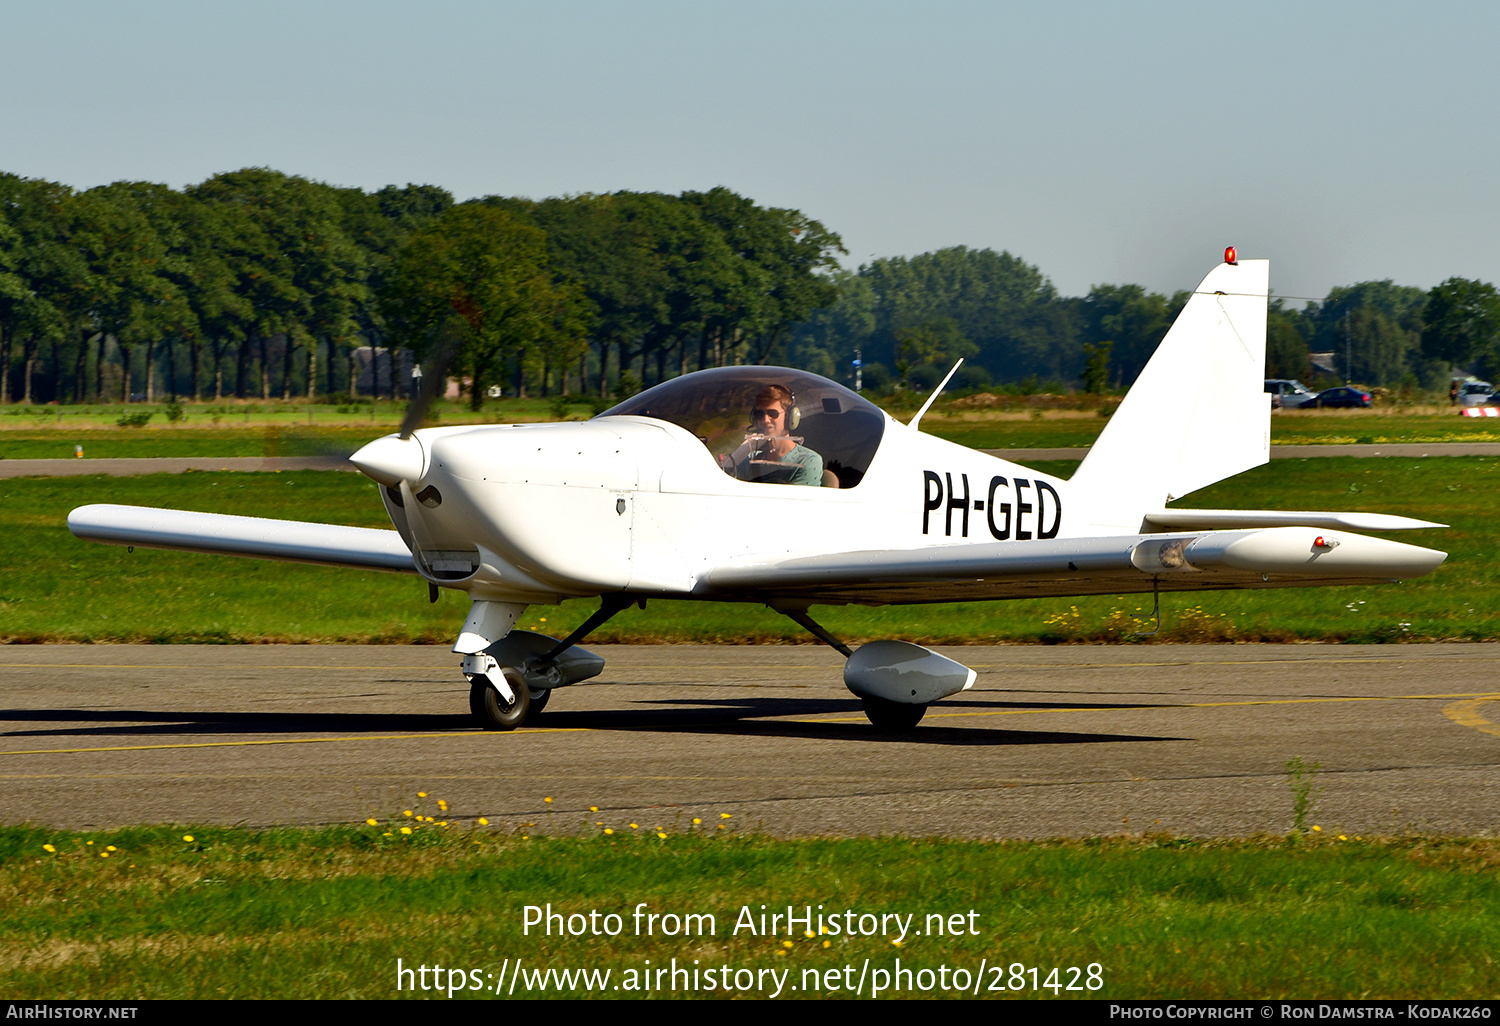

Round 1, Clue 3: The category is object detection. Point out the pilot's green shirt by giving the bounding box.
[733,441,825,486]
[779,443,824,486]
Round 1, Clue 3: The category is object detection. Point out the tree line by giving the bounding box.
[786,249,1500,394]
[0,170,844,406]
[3,167,1497,407]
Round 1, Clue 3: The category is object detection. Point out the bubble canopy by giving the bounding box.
[597,367,887,488]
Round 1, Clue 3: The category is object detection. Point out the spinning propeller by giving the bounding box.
[397,323,462,440]
[348,325,461,486]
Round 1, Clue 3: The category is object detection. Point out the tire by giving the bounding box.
[528,688,551,717]
[469,667,532,730]
[861,696,927,730]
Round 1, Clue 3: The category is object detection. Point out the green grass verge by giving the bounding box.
[4,403,1499,458]
[3,823,1496,998]
[1,425,385,459]
[1,457,1493,644]
[925,411,1500,451]
[0,396,583,459]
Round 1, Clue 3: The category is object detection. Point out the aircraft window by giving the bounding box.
[598,367,886,488]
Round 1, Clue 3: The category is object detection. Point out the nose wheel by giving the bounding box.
[468,666,532,730]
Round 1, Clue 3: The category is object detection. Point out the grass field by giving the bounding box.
[0,456,1493,644]
[928,410,1500,451]
[3,824,1496,999]
[4,397,1498,458]
[0,397,575,459]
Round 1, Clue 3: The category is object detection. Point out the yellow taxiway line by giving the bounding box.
[1441,695,1500,738]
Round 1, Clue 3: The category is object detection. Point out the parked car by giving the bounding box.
[1300,386,1371,409]
[1459,380,1495,407]
[1264,379,1318,409]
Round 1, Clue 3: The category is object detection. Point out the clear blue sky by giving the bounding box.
[4,0,1497,302]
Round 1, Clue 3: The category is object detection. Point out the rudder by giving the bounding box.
[1071,257,1269,532]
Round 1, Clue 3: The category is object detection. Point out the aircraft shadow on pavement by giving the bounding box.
[0,696,1182,748]
[526,696,1181,747]
[0,708,476,739]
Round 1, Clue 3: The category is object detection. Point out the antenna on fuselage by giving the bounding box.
[907,359,964,433]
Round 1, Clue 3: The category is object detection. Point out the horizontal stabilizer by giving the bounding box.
[68,504,417,574]
[1144,509,1446,532]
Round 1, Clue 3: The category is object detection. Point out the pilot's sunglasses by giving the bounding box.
[752,408,781,419]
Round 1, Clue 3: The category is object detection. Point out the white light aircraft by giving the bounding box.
[69,251,1447,730]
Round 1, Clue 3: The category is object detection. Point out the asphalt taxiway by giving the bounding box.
[2,644,1497,838]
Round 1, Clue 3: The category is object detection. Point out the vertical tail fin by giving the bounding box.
[1071,257,1269,531]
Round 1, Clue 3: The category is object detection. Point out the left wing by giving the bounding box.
[68,504,418,574]
[700,527,1446,606]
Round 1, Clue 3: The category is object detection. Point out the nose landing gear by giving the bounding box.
[469,670,531,731]
[455,596,624,730]
[463,656,533,731]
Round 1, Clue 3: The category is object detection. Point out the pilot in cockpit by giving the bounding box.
[726,384,825,486]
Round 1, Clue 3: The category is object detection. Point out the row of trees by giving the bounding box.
[784,248,1500,394]
[1262,277,1500,390]
[0,171,844,406]
[0,169,445,405]
[4,165,1497,405]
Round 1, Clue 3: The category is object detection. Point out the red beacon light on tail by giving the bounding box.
[1224,246,1237,265]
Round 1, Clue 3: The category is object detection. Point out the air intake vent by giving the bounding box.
[417,548,480,580]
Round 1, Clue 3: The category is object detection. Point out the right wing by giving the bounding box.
[68,504,417,574]
[700,527,1446,606]
[1142,509,1445,532]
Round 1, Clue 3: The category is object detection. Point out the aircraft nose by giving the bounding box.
[349,434,426,486]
